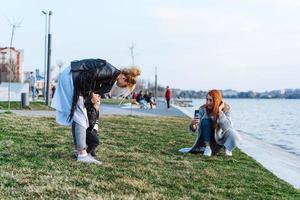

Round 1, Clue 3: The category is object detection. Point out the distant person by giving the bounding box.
[165,86,171,109]
[188,89,241,157]
[136,90,143,103]
[136,90,148,109]
[51,83,56,98]
[131,92,138,105]
[29,72,36,98]
[144,91,156,109]
[51,58,140,164]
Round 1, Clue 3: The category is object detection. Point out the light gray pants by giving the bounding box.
[71,121,87,150]
[222,129,241,151]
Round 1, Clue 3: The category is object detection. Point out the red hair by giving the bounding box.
[206,89,223,129]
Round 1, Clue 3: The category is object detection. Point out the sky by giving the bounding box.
[1,0,300,92]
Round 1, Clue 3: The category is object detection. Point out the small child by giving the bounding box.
[84,92,100,157]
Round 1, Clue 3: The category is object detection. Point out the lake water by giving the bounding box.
[179,99,300,156]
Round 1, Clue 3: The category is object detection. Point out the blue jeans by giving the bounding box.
[139,100,148,109]
[200,118,213,144]
[31,86,36,97]
[71,121,87,150]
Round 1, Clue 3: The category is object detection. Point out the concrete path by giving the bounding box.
[102,102,185,117]
[0,110,55,117]
[239,132,300,189]
[0,101,186,117]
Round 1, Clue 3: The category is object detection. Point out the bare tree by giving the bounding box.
[7,19,22,81]
[7,19,22,111]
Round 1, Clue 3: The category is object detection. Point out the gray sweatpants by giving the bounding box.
[71,121,87,150]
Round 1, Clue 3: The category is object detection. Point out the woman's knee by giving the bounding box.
[230,130,241,143]
[225,130,241,150]
[201,119,212,129]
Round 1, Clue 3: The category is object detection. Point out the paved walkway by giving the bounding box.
[0,101,186,117]
[102,102,186,117]
[239,132,300,189]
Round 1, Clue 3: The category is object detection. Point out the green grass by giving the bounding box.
[101,98,131,105]
[0,99,129,109]
[0,114,299,199]
[0,101,53,110]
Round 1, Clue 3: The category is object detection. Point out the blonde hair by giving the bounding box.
[120,66,141,91]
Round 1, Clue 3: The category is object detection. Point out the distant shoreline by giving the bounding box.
[174,97,300,100]
[173,88,300,99]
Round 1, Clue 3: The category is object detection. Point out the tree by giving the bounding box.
[7,19,22,111]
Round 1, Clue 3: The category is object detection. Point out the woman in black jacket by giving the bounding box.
[52,58,140,164]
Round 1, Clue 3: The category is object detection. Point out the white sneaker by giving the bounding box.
[77,154,102,165]
[203,146,212,157]
[225,149,232,156]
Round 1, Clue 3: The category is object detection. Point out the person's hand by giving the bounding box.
[218,101,225,112]
[190,118,200,131]
[191,118,200,125]
[91,92,101,104]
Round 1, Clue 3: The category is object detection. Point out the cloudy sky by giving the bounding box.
[1,0,300,91]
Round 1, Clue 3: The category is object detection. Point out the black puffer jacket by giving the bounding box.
[69,58,120,120]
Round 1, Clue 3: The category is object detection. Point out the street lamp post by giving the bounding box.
[42,10,53,106]
[42,11,48,101]
[46,11,52,106]
[155,66,158,106]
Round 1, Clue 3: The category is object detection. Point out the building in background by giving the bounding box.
[0,47,24,83]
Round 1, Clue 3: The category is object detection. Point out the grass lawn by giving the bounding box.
[0,114,299,199]
[0,101,53,110]
[101,98,131,105]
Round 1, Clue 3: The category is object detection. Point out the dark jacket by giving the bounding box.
[85,100,100,154]
[71,59,120,95]
[136,92,144,102]
[69,58,120,119]
[144,94,153,103]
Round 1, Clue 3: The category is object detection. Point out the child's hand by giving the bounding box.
[91,93,101,104]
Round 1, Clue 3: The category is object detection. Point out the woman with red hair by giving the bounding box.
[189,89,241,157]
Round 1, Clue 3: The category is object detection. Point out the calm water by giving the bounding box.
[181,99,300,156]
